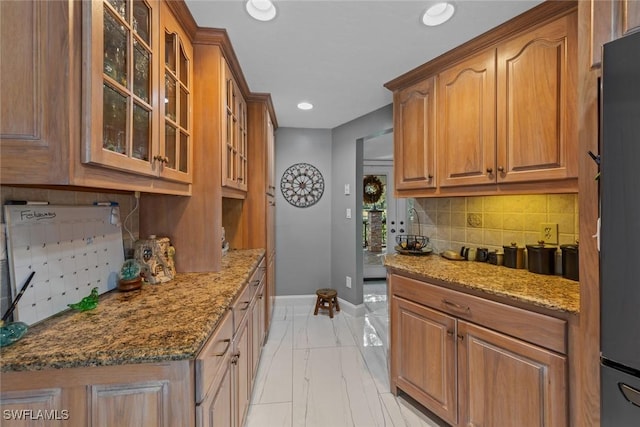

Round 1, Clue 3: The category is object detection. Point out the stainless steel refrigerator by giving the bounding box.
[601,30,640,426]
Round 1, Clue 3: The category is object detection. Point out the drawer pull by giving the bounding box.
[447,330,454,338]
[442,299,471,314]
[251,279,261,287]
[213,338,231,357]
[239,301,250,311]
[457,334,465,342]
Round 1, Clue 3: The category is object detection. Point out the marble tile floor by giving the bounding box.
[245,282,446,427]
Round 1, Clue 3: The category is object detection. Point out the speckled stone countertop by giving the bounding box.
[0,249,265,372]
[384,253,579,314]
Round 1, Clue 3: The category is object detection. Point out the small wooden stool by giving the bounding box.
[314,288,340,318]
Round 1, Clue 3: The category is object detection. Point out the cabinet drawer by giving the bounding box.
[195,310,233,404]
[389,274,567,354]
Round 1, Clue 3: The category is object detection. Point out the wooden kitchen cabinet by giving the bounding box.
[495,11,578,184]
[0,0,193,195]
[391,296,457,425]
[389,273,568,427]
[439,10,577,188]
[246,95,278,332]
[83,0,192,182]
[223,61,248,194]
[458,320,567,427]
[386,1,578,197]
[0,361,194,427]
[437,50,496,188]
[393,77,437,191]
[589,0,640,68]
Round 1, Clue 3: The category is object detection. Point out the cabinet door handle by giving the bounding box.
[457,334,465,342]
[251,279,261,287]
[497,166,505,173]
[486,167,493,174]
[238,301,250,311]
[213,338,231,357]
[428,174,433,180]
[442,299,471,314]
[447,330,454,338]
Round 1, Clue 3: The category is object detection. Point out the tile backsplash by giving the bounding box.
[409,194,579,254]
[0,186,139,319]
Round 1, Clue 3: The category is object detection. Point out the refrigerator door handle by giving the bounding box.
[619,382,640,408]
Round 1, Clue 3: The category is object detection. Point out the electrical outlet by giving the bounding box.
[540,223,558,245]
[346,276,352,288]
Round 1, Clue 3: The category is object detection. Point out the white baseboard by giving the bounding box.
[274,294,365,317]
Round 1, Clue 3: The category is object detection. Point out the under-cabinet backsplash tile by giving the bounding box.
[412,194,579,253]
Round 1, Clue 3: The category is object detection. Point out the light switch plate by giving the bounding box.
[344,184,350,195]
[346,208,352,219]
[540,223,558,245]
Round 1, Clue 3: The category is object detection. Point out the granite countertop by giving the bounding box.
[384,253,579,314]
[0,249,265,372]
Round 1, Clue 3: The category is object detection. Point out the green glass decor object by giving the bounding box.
[68,287,100,311]
[0,321,28,347]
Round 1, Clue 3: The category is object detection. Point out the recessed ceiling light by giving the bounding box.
[246,0,277,22]
[297,102,313,111]
[422,2,455,26]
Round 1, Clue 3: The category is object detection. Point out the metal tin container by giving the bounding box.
[560,243,579,281]
[526,242,557,275]
[503,243,525,269]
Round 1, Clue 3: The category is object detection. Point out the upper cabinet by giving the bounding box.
[590,0,640,68]
[437,50,496,188]
[83,0,192,184]
[495,12,577,184]
[222,60,248,193]
[1,0,193,195]
[386,1,578,197]
[394,77,436,191]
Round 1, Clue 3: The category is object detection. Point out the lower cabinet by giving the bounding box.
[0,362,194,426]
[197,258,266,427]
[389,273,568,427]
[1,260,269,427]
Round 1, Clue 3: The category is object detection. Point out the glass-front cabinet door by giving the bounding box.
[159,4,192,183]
[82,0,192,184]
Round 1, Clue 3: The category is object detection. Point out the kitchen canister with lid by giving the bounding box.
[526,241,557,275]
[560,243,579,281]
[503,243,525,269]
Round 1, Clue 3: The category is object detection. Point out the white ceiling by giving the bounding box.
[185,0,544,129]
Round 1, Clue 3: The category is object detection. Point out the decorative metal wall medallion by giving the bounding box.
[280,162,325,208]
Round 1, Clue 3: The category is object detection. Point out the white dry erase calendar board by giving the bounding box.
[4,205,124,325]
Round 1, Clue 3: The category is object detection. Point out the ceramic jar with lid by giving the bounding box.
[560,242,579,281]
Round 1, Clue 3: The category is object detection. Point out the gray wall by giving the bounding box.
[331,104,393,306]
[274,128,333,296]
[273,105,392,305]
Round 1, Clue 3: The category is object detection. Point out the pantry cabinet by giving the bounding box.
[589,0,640,68]
[246,95,278,332]
[0,0,193,195]
[393,77,437,191]
[389,273,568,427]
[387,1,578,197]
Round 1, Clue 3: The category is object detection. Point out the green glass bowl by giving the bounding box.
[0,321,29,347]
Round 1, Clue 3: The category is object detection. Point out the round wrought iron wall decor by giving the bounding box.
[363,175,384,204]
[280,162,325,208]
